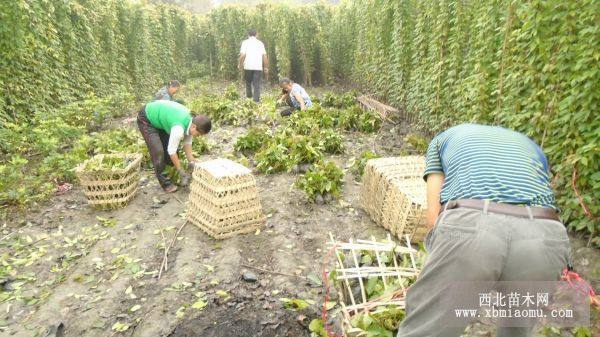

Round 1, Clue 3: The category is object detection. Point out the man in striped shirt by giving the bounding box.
[398,124,570,337]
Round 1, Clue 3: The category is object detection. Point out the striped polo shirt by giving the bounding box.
[424,124,557,209]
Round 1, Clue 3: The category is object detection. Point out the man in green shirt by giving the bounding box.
[137,100,211,192]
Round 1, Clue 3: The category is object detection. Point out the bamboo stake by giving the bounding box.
[329,232,358,315]
[349,238,368,308]
[371,235,388,289]
[158,221,187,279]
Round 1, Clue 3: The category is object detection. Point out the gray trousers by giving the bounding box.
[244,70,262,102]
[397,208,570,337]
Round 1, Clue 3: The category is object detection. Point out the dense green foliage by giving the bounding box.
[0,0,206,123]
[201,3,336,85]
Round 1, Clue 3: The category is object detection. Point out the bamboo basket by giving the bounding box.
[382,178,428,242]
[75,153,143,210]
[187,158,265,239]
[360,156,427,242]
[327,233,420,337]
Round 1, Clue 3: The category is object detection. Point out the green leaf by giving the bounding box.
[191,299,207,310]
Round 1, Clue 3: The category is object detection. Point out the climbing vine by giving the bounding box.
[0,0,204,123]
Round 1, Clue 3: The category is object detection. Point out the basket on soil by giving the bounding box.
[187,158,265,239]
[360,156,428,242]
[75,153,143,210]
[327,233,420,337]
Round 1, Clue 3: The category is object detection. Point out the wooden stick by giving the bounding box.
[158,221,187,279]
[23,237,48,248]
[173,195,185,206]
[155,224,168,272]
[0,230,16,242]
[330,233,358,315]
[349,238,368,307]
[371,235,388,289]
[241,264,307,280]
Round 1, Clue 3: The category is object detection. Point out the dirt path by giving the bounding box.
[1,99,597,337]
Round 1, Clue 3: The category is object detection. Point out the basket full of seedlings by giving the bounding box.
[75,153,143,210]
[327,233,421,337]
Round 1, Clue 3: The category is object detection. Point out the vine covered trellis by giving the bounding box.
[0,0,597,239]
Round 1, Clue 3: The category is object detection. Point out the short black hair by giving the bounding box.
[248,29,257,37]
[192,115,212,135]
[168,80,181,88]
[279,77,292,85]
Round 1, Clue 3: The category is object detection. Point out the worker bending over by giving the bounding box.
[278,78,312,117]
[398,123,570,337]
[137,100,211,193]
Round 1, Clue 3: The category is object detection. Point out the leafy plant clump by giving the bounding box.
[234,125,270,154]
[317,91,358,108]
[352,151,380,178]
[295,161,344,202]
[254,143,293,174]
[318,129,345,154]
[82,156,129,172]
[403,134,429,154]
[289,135,323,164]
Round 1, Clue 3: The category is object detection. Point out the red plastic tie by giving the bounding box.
[561,268,599,309]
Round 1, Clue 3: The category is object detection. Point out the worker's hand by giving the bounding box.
[187,161,200,171]
[178,169,191,187]
[264,68,269,80]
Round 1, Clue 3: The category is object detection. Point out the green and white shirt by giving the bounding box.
[145,100,193,155]
[424,123,557,209]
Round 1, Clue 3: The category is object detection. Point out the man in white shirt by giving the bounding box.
[238,29,269,102]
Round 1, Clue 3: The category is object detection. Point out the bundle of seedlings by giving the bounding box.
[295,161,344,203]
[81,155,131,172]
[326,233,421,337]
[317,91,359,109]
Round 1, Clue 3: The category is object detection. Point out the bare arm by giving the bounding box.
[293,92,306,111]
[262,54,269,72]
[170,153,182,172]
[426,173,445,229]
[238,53,246,70]
[183,143,194,162]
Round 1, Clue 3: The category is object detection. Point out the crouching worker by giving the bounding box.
[397,124,570,337]
[137,100,211,193]
[278,78,312,117]
[155,80,184,105]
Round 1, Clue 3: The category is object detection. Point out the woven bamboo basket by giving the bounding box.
[360,156,427,242]
[187,158,265,239]
[327,233,420,337]
[382,178,428,242]
[75,153,142,210]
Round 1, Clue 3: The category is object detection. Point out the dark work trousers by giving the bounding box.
[137,106,174,188]
[244,70,262,102]
[280,94,297,117]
